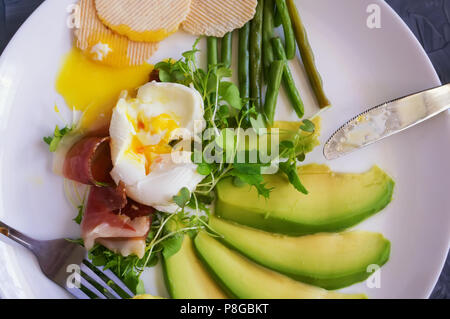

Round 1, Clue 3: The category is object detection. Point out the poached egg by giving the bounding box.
[109,81,206,213]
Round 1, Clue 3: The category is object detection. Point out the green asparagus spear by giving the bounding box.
[264,60,284,125]
[238,23,251,126]
[221,32,233,69]
[272,37,304,118]
[274,0,296,60]
[250,0,264,111]
[263,0,275,81]
[274,4,283,27]
[286,0,331,108]
[207,37,218,71]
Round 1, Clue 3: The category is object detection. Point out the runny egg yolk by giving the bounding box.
[56,48,153,132]
[128,113,181,175]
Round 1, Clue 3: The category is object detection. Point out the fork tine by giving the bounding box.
[79,283,102,299]
[80,270,118,299]
[82,259,133,299]
[67,275,105,299]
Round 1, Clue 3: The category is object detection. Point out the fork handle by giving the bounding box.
[0,221,37,251]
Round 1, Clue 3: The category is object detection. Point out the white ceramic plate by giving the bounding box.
[0,0,448,299]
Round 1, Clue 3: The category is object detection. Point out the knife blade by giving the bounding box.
[324,84,450,160]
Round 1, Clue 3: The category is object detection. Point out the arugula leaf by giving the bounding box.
[219,82,241,110]
[43,136,53,145]
[197,162,212,175]
[279,161,308,194]
[123,272,140,294]
[43,125,73,152]
[91,253,107,267]
[296,153,306,162]
[216,67,232,79]
[144,253,160,268]
[87,244,148,294]
[280,140,295,149]
[300,119,315,133]
[206,73,218,94]
[230,164,272,198]
[217,105,230,119]
[172,70,186,82]
[173,187,191,208]
[158,69,172,82]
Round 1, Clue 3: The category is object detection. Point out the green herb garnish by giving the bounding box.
[73,204,84,225]
[300,119,315,133]
[43,125,73,152]
[172,187,191,209]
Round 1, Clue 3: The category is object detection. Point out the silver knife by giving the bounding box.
[324,84,450,160]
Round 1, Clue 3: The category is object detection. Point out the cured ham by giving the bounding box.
[81,182,154,258]
[148,69,160,82]
[63,136,114,186]
[64,136,154,258]
[121,198,155,220]
[97,238,148,260]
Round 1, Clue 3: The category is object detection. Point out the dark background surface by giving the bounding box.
[0,0,448,299]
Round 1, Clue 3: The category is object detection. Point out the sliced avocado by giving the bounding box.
[194,232,366,299]
[210,216,390,289]
[216,164,394,235]
[162,234,228,299]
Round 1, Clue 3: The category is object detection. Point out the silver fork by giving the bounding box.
[0,221,134,299]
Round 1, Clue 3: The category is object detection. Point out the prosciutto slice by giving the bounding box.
[63,137,114,186]
[81,183,153,258]
[64,136,154,258]
[97,238,148,260]
[121,198,155,220]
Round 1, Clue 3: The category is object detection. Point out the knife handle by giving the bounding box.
[401,83,450,120]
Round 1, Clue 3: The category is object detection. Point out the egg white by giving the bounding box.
[109,82,206,213]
